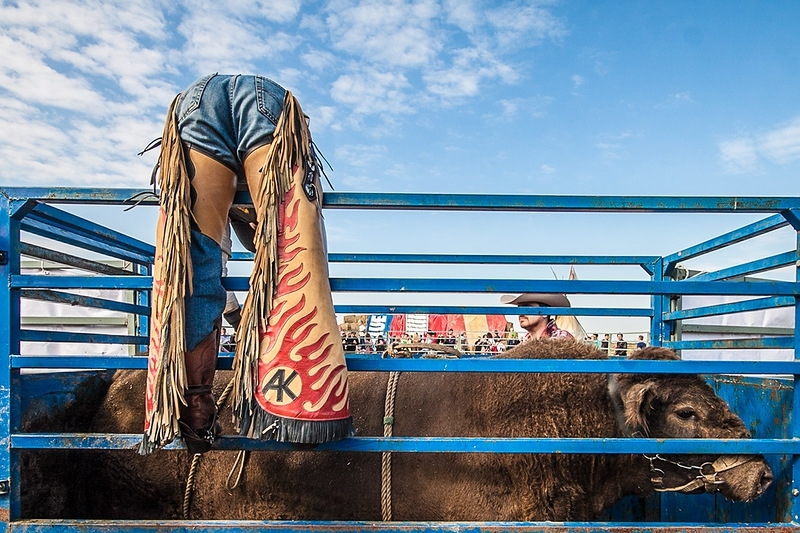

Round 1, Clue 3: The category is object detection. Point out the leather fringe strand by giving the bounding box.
[140,94,192,455]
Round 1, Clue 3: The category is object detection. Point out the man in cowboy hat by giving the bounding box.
[500,293,575,341]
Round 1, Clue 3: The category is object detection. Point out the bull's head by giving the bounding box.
[609,347,773,502]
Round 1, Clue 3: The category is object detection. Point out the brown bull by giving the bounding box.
[80,342,772,521]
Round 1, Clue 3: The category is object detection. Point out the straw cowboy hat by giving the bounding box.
[500,293,571,308]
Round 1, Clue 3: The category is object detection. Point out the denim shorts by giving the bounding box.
[175,73,286,179]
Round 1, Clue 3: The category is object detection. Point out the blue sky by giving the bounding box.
[1,0,799,335]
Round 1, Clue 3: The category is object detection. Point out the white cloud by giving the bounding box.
[334,144,388,168]
[0,0,305,186]
[541,164,555,174]
[493,95,553,121]
[325,0,442,68]
[571,74,584,87]
[322,0,562,115]
[1,1,167,81]
[177,10,297,75]
[0,98,71,153]
[595,130,633,161]
[232,0,302,23]
[719,138,759,173]
[306,105,338,132]
[275,68,307,92]
[0,0,182,186]
[719,117,800,173]
[0,35,108,113]
[339,173,380,188]
[300,49,339,73]
[758,117,800,164]
[443,0,479,32]
[171,0,303,74]
[595,142,625,160]
[0,0,567,187]
[424,47,517,100]
[2,1,161,41]
[0,104,156,187]
[330,68,411,115]
[486,1,567,48]
[499,99,519,118]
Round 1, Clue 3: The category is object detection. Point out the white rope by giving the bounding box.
[381,371,401,521]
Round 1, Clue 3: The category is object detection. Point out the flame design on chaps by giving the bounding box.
[256,187,349,418]
[144,280,162,430]
[144,208,167,431]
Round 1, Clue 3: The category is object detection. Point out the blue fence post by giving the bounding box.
[0,192,22,524]
[5,198,27,524]
[0,191,9,526]
[136,261,150,355]
[788,209,800,523]
[650,257,664,347]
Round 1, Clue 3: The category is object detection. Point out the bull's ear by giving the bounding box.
[621,381,657,436]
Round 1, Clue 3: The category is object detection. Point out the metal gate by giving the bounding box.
[1,187,799,532]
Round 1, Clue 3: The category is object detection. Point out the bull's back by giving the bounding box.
[89,345,612,520]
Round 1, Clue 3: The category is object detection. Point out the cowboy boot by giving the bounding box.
[178,320,223,454]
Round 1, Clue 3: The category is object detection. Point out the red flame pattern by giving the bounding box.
[254,186,350,420]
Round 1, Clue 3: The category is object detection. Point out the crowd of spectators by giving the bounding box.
[470,330,521,354]
[340,326,526,355]
[338,317,649,356]
[229,321,649,357]
[583,332,648,355]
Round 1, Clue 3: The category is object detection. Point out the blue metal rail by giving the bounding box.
[9,354,800,374]
[1,187,799,531]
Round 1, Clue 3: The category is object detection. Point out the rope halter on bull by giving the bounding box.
[646,453,756,494]
[606,374,755,495]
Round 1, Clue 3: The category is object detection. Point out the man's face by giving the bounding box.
[518,303,546,331]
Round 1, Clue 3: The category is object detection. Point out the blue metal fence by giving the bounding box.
[1,187,799,531]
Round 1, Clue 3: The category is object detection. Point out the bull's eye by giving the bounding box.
[675,407,697,420]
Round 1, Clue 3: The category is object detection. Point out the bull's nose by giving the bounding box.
[759,467,774,495]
